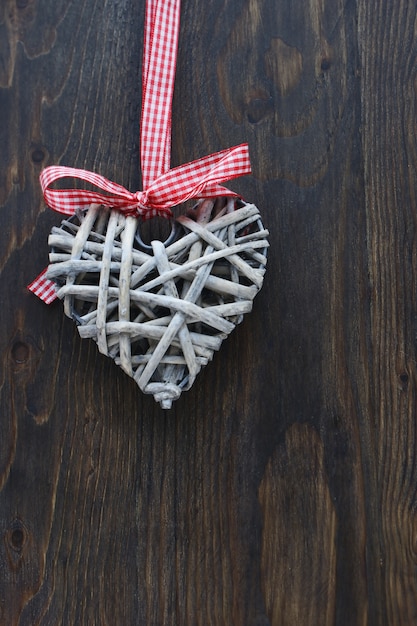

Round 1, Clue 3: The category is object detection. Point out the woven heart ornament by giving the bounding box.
[44,197,268,408]
[29,0,269,407]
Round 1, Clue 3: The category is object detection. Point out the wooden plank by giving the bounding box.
[0,0,416,624]
[358,1,417,623]
[259,424,337,625]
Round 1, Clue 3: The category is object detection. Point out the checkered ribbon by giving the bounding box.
[37,144,251,219]
[141,0,180,188]
[28,0,252,303]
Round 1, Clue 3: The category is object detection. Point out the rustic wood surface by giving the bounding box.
[0,0,416,624]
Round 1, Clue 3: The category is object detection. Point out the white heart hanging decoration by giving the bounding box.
[45,197,268,408]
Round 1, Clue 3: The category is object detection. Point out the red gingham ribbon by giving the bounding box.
[28,0,252,303]
[38,144,251,220]
[141,0,180,187]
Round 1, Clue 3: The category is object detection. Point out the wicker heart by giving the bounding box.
[46,198,268,408]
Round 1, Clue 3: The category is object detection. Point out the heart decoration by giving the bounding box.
[28,0,270,408]
[46,197,268,408]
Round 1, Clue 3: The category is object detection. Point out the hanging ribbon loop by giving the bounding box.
[141,0,181,186]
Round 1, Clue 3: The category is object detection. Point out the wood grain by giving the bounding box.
[259,424,337,625]
[0,0,416,623]
[358,1,417,623]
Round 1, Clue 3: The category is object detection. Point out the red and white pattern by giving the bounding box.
[28,268,58,303]
[141,0,181,187]
[39,144,251,219]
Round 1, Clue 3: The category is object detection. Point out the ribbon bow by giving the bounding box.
[39,143,251,221]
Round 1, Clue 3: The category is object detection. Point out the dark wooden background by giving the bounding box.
[1,0,416,624]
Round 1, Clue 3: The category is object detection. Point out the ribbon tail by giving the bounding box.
[28,268,58,304]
